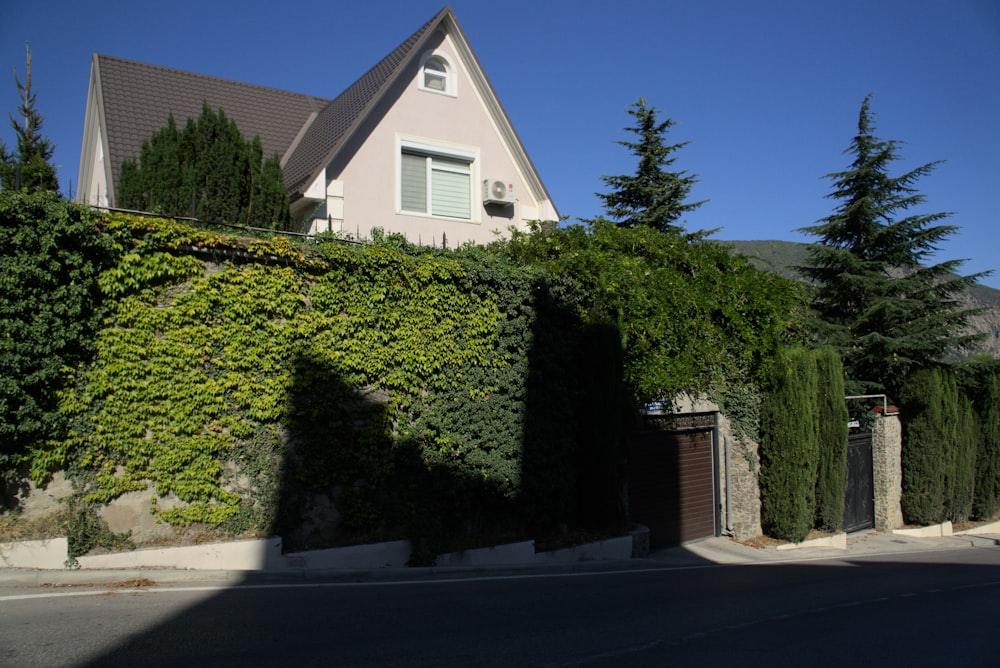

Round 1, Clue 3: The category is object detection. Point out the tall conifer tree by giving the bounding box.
[799,95,986,398]
[759,347,820,542]
[0,43,59,194]
[813,348,849,532]
[899,367,952,524]
[597,98,705,235]
[973,372,1000,519]
[118,103,291,228]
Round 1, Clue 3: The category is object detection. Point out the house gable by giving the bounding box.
[77,6,557,245]
[304,26,556,245]
[77,55,328,209]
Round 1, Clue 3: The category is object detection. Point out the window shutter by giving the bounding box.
[431,169,470,218]
[401,153,426,212]
[431,156,470,219]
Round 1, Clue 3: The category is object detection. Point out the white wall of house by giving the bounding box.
[309,31,556,246]
[77,76,110,208]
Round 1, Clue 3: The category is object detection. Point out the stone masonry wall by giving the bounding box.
[872,413,903,531]
[672,394,761,540]
[722,428,762,540]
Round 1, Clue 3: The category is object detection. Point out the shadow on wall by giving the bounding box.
[274,278,632,564]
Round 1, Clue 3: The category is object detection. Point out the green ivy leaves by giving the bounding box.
[32,213,507,530]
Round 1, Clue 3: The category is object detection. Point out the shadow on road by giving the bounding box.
[70,550,1000,667]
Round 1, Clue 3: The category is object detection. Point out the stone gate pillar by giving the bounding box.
[871,412,903,531]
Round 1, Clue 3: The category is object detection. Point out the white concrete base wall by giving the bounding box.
[893,521,953,538]
[775,532,847,551]
[435,541,536,567]
[76,538,284,571]
[0,537,69,569]
[535,535,634,563]
[1,534,640,572]
[285,540,412,570]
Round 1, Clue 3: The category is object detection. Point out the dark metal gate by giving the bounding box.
[843,432,874,533]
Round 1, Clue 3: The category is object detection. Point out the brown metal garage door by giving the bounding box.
[628,414,717,547]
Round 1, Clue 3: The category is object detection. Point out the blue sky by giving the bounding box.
[3,0,998,288]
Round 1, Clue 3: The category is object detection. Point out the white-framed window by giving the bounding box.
[398,140,477,221]
[419,52,455,96]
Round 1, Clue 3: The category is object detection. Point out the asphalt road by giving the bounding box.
[2,545,998,667]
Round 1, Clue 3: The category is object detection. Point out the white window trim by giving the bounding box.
[418,51,457,97]
[396,137,480,223]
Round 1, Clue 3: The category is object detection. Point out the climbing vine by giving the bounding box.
[15,207,805,553]
[30,213,514,539]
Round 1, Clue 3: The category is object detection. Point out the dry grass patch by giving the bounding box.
[0,510,65,543]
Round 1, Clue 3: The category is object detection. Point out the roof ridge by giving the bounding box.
[93,54,331,104]
[281,6,452,194]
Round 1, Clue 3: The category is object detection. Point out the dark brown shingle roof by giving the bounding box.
[95,55,329,200]
[95,7,452,201]
[281,7,448,195]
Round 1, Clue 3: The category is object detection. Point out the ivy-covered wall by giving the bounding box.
[6,197,806,555]
[10,204,629,556]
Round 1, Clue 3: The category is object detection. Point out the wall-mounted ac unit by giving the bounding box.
[483,178,515,206]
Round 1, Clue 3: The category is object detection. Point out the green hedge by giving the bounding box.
[14,207,629,551]
[973,373,1000,519]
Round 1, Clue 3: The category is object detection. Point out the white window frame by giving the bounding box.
[418,51,456,97]
[397,138,479,223]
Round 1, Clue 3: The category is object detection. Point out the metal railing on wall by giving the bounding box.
[90,205,363,247]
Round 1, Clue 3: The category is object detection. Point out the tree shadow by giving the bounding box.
[58,554,1000,666]
[276,276,633,563]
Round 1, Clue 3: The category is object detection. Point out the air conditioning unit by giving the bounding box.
[483,178,515,206]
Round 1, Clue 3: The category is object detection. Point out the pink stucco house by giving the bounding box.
[76,6,558,247]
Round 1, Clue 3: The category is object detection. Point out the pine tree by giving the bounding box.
[248,139,292,230]
[0,43,59,194]
[597,98,705,235]
[798,95,986,398]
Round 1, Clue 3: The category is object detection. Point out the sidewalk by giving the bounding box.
[649,521,1000,567]
[2,522,998,591]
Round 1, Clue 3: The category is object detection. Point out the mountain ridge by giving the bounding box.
[721,239,1000,358]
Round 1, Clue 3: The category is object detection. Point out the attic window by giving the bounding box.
[420,53,455,96]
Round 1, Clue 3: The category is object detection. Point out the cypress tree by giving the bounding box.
[900,367,949,524]
[814,348,849,532]
[759,347,820,542]
[798,95,986,398]
[248,138,292,230]
[973,373,1000,519]
[950,393,978,523]
[596,98,706,235]
[118,103,291,228]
